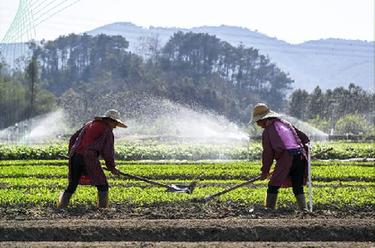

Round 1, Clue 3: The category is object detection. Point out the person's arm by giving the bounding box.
[295,126,310,144]
[68,128,82,152]
[294,126,310,157]
[100,129,120,175]
[260,129,274,179]
[69,121,92,153]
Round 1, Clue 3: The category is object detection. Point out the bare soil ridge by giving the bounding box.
[1,219,374,242]
[1,241,374,248]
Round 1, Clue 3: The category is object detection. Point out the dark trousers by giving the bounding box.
[65,153,108,194]
[267,155,306,195]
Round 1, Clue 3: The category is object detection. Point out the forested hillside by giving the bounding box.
[30,32,292,123]
[87,22,374,92]
[0,32,373,135]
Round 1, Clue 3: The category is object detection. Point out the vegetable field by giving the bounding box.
[0,141,374,160]
[0,159,374,212]
[1,142,374,246]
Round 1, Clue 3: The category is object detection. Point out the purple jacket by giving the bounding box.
[261,118,310,187]
[68,120,116,185]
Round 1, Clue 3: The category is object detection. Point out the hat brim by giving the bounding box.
[251,111,280,123]
[95,117,128,128]
[115,121,127,128]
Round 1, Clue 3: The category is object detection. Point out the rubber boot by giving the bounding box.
[56,191,72,208]
[295,194,308,211]
[97,191,109,208]
[264,193,278,210]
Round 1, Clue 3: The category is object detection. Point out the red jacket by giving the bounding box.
[68,120,116,185]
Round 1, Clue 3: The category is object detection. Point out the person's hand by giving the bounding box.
[260,171,269,180]
[110,168,121,176]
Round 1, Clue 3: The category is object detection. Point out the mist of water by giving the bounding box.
[0,98,250,144]
[0,96,329,144]
[115,98,249,143]
[0,109,69,144]
[280,114,329,141]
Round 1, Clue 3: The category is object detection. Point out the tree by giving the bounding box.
[308,86,324,119]
[20,32,297,126]
[134,34,162,62]
[307,115,332,134]
[160,32,293,122]
[289,89,309,119]
[335,114,371,135]
[38,33,131,95]
[0,77,27,128]
[25,51,38,120]
[161,31,222,79]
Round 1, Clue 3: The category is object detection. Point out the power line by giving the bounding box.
[0,0,80,67]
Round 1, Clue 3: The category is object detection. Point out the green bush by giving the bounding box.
[334,114,373,135]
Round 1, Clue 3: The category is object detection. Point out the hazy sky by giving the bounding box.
[0,0,374,44]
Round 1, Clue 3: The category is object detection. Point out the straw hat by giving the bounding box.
[251,103,280,122]
[95,109,127,128]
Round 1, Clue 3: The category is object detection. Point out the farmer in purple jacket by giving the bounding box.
[57,109,127,208]
[252,103,310,211]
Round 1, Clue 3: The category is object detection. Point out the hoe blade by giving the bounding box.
[166,181,197,194]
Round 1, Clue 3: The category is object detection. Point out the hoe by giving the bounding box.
[192,175,262,203]
[60,154,196,194]
[193,144,323,207]
[112,169,197,194]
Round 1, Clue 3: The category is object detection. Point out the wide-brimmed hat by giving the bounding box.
[251,103,280,122]
[95,109,127,128]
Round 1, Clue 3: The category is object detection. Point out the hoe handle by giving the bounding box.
[119,171,174,189]
[203,175,261,202]
[61,154,183,191]
[104,168,177,190]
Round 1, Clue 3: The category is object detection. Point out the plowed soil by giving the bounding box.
[0,203,374,247]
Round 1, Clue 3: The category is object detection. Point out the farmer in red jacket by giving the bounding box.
[252,103,310,211]
[57,109,127,208]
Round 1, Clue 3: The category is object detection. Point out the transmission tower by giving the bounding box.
[0,0,80,67]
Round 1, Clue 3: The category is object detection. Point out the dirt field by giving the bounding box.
[1,201,374,220]
[0,203,374,247]
[1,218,374,241]
[0,241,374,248]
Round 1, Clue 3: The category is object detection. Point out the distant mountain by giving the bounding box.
[87,22,374,93]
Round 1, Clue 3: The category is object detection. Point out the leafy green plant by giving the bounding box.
[0,141,373,160]
[0,159,374,210]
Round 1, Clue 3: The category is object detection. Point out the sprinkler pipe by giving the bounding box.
[307,143,313,212]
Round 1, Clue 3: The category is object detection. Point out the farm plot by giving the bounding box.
[0,159,374,245]
[0,160,374,217]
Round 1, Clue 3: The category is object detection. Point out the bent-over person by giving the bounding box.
[57,109,127,208]
[251,103,310,211]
